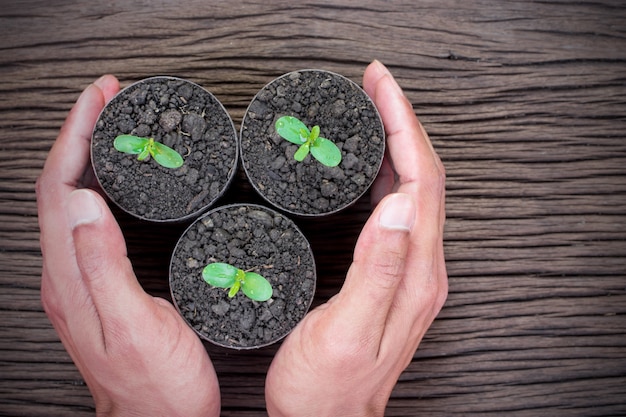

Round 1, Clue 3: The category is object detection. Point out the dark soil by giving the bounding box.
[169,204,316,349]
[240,70,385,216]
[92,77,237,222]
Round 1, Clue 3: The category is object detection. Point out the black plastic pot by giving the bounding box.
[240,69,385,217]
[91,76,238,222]
[169,203,316,349]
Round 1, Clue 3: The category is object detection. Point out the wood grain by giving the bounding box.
[1,0,625,415]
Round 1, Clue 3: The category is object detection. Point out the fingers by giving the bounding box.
[94,74,121,103]
[37,82,106,240]
[38,75,120,256]
[38,76,120,322]
[37,74,125,351]
[360,61,448,360]
[67,189,153,349]
[363,59,446,281]
[325,193,416,355]
[363,61,444,196]
[370,157,395,207]
[38,75,119,195]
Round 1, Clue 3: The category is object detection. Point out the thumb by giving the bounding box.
[326,193,415,352]
[67,189,151,340]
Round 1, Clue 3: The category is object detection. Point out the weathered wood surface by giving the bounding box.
[1,0,625,415]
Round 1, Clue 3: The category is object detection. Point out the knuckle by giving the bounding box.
[435,274,449,311]
[78,248,106,279]
[426,163,446,198]
[40,276,61,321]
[98,311,144,358]
[40,286,59,320]
[437,156,446,178]
[303,319,375,374]
[371,253,405,290]
[35,174,49,200]
[415,268,448,315]
[103,327,136,358]
[320,334,374,372]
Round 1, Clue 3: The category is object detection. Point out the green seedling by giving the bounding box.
[202,262,273,302]
[114,134,184,169]
[275,116,342,167]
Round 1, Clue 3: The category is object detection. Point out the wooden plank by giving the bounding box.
[1,0,625,415]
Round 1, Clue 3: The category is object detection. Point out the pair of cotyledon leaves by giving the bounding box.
[114,116,341,169]
[114,135,184,169]
[202,262,273,302]
[275,116,342,167]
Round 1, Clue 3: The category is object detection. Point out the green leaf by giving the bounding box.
[114,135,149,155]
[137,148,150,161]
[294,143,310,162]
[311,136,342,167]
[151,141,184,169]
[114,135,183,168]
[228,279,241,298]
[276,116,309,145]
[241,272,273,302]
[202,262,237,288]
[309,125,320,141]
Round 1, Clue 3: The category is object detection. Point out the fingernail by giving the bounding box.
[373,60,403,95]
[93,75,109,89]
[67,189,102,229]
[379,193,415,232]
[372,59,386,72]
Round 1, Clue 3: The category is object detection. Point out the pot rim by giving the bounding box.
[169,202,317,350]
[91,76,238,223]
[239,69,385,218]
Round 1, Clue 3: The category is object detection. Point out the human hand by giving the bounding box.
[36,77,220,417]
[265,60,448,416]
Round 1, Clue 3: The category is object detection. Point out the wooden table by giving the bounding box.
[1,1,625,415]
